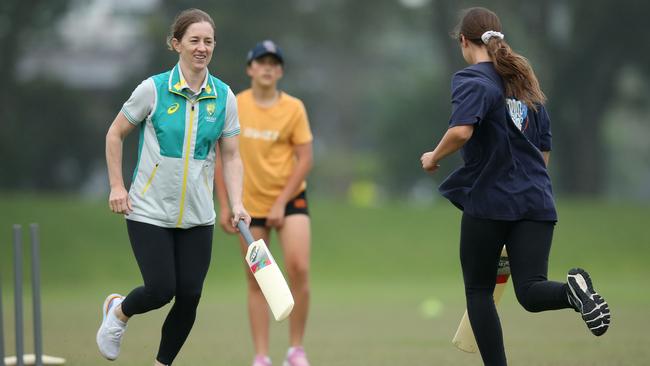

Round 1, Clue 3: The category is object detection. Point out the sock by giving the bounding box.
[255,355,271,363]
[109,301,127,326]
[287,346,303,354]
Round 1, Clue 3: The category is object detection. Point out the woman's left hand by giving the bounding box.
[266,202,286,228]
[421,151,440,173]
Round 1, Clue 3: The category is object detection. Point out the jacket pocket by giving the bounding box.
[202,163,213,195]
[141,163,160,195]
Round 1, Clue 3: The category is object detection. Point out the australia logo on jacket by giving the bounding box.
[205,103,217,122]
[506,98,528,132]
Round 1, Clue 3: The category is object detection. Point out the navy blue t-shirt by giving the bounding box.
[438,62,557,221]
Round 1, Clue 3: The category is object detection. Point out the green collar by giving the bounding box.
[168,64,217,100]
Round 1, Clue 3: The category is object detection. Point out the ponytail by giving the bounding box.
[456,7,546,110]
[486,38,546,110]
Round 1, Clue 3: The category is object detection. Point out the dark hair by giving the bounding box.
[166,8,216,50]
[455,7,546,109]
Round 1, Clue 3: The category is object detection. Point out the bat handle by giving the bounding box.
[237,219,254,245]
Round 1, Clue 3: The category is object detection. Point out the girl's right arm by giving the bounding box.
[421,125,474,173]
[106,112,137,214]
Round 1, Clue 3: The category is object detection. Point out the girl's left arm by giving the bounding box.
[266,142,313,227]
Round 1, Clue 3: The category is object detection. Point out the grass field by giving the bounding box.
[0,194,649,365]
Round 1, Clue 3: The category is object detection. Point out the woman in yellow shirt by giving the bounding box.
[216,40,313,366]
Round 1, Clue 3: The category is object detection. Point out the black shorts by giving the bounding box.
[250,191,309,227]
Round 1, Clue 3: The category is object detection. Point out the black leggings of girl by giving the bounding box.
[121,220,213,365]
[460,213,573,366]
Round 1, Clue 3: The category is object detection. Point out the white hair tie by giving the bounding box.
[481,31,504,44]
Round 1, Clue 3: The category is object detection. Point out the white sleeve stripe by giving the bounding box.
[121,107,139,125]
[222,128,240,138]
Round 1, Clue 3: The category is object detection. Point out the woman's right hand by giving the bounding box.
[219,207,237,234]
[109,186,132,214]
[230,204,251,231]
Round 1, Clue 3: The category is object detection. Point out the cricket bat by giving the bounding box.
[238,220,294,321]
[452,247,510,353]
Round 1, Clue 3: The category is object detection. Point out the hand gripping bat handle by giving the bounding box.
[237,220,254,245]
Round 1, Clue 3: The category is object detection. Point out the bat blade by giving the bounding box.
[246,239,295,321]
[452,248,510,353]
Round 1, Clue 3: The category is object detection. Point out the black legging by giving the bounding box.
[460,213,572,366]
[120,220,213,365]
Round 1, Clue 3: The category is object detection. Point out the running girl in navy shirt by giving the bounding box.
[420,7,610,365]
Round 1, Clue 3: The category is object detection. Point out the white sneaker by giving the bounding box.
[252,355,272,366]
[96,293,127,360]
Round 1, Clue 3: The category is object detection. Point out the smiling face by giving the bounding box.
[247,55,283,89]
[171,21,215,74]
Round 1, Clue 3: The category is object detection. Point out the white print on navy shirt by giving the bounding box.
[506,98,528,131]
[243,127,280,141]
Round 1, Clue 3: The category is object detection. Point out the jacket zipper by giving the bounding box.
[176,102,196,227]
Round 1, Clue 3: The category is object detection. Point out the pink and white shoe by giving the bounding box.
[283,347,310,366]
[252,355,272,366]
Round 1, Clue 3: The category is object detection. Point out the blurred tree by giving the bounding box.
[0,1,69,101]
[1,0,648,200]
[541,0,650,195]
[0,0,73,189]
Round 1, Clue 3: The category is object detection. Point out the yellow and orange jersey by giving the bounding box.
[237,89,313,217]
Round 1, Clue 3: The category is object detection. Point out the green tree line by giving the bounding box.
[1,0,648,199]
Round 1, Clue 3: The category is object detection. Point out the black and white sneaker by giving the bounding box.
[567,268,610,336]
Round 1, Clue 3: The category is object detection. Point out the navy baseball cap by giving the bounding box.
[247,40,284,65]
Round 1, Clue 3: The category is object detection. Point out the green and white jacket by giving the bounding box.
[121,64,240,228]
